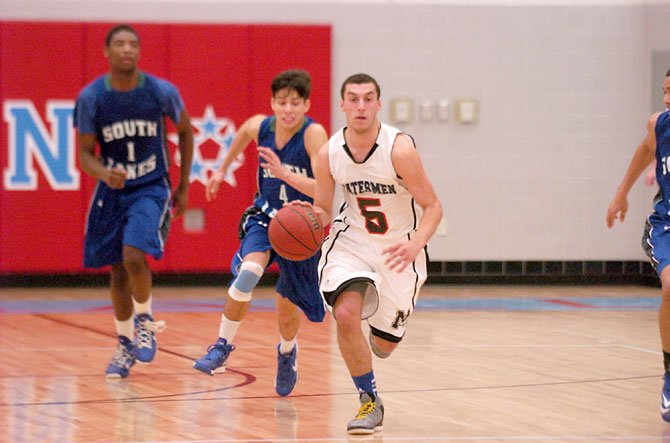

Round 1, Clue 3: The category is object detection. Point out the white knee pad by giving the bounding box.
[228,261,264,302]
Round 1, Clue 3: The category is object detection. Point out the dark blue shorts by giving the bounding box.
[642,211,670,275]
[233,211,325,322]
[84,178,171,268]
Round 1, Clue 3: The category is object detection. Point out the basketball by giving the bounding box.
[269,205,324,261]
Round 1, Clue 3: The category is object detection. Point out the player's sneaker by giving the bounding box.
[347,393,384,435]
[662,372,670,422]
[105,336,136,379]
[193,338,235,375]
[133,313,166,363]
[275,344,298,396]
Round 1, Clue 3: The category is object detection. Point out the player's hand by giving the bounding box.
[286,200,328,226]
[205,170,225,202]
[172,183,189,218]
[606,193,628,228]
[258,147,287,181]
[105,165,127,189]
[285,200,311,208]
[382,239,422,273]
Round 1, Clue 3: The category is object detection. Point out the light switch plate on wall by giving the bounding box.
[454,98,478,124]
[390,98,414,124]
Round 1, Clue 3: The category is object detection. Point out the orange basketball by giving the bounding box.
[269,205,324,261]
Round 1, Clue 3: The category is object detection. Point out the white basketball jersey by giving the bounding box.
[327,122,422,241]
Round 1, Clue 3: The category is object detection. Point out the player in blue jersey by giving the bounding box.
[607,69,670,422]
[193,69,328,396]
[74,24,194,379]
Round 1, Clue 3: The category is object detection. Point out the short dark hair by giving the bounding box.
[666,69,670,77]
[340,73,381,100]
[105,24,139,48]
[271,70,311,99]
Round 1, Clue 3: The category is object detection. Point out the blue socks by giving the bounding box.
[352,371,377,399]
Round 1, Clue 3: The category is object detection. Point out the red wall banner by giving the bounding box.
[0,21,331,274]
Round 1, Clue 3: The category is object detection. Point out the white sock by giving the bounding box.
[133,294,152,316]
[115,317,134,340]
[218,314,241,343]
[279,336,296,355]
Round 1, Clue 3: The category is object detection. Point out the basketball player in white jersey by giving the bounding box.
[301,73,443,434]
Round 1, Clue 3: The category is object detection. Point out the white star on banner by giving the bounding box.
[169,105,243,186]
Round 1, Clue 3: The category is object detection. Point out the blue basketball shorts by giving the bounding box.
[642,212,670,277]
[233,210,325,322]
[642,211,670,275]
[83,178,171,268]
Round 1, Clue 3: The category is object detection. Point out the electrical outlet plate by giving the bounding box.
[183,208,205,232]
[390,98,414,124]
[419,100,433,121]
[455,98,478,124]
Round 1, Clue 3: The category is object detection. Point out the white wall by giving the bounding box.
[3,0,670,261]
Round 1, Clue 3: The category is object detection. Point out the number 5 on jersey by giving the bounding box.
[357,197,388,234]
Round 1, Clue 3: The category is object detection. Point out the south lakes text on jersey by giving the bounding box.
[101,119,158,142]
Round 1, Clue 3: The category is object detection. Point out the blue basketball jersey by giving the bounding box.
[253,116,315,216]
[73,72,185,187]
[643,111,670,274]
[654,111,670,215]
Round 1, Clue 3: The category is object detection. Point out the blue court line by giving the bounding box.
[0,296,660,314]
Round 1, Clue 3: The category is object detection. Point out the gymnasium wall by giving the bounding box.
[0,21,331,273]
[2,1,670,275]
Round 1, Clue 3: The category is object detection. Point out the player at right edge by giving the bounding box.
[606,69,670,422]
[302,73,443,434]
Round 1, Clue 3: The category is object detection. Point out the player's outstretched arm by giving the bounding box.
[173,109,194,217]
[205,114,264,202]
[606,113,659,228]
[384,134,443,272]
[311,142,334,226]
[258,123,328,198]
[286,142,334,221]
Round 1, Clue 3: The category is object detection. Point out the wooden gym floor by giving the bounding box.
[0,284,666,442]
